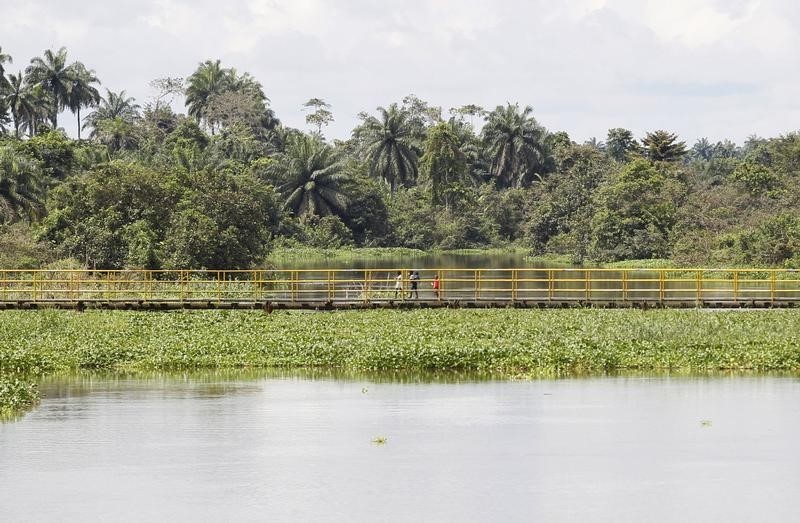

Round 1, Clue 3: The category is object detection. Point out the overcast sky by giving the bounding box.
[2,0,798,144]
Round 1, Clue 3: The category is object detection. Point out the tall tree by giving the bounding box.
[605,128,638,162]
[420,122,468,209]
[267,135,350,217]
[5,73,50,138]
[303,98,334,135]
[0,46,12,91]
[83,89,140,138]
[4,73,33,138]
[25,47,74,128]
[691,138,713,161]
[0,145,44,224]
[149,77,184,112]
[66,63,101,139]
[449,104,486,129]
[356,104,419,194]
[481,103,551,188]
[0,98,10,136]
[185,59,232,131]
[641,130,687,162]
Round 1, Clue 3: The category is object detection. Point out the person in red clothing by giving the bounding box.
[431,274,440,300]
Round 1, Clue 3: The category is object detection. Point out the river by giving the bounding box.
[2,372,799,522]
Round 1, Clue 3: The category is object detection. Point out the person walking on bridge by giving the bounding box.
[394,271,403,299]
[409,271,420,299]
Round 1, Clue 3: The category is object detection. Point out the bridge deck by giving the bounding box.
[1,267,799,310]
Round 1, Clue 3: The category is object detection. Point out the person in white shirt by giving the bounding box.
[394,271,403,299]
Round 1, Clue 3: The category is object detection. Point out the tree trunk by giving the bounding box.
[77,106,81,140]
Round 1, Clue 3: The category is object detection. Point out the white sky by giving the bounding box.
[2,0,799,144]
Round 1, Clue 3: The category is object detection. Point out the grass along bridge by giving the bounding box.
[2,268,800,310]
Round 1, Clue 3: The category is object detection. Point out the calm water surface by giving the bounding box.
[1,373,799,522]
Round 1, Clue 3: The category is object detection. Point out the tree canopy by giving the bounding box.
[2,46,800,270]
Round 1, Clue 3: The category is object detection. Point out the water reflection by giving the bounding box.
[2,372,799,522]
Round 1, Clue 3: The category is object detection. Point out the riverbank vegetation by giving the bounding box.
[2,46,800,270]
[3,309,800,417]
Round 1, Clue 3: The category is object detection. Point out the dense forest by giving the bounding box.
[1,45,799,269]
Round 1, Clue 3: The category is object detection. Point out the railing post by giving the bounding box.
[695,270,703,305]
[733,270,739,303]
[585,270,591,302]
[548,270,554,302]
[511,269,518,302]
[475,269,481,301]
[771,270,777,304]
[622,270,628,303]
[364,270,370,303]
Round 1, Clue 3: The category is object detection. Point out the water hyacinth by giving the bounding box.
[2,308,800,417]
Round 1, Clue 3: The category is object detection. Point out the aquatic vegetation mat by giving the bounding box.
[2,308,800,417]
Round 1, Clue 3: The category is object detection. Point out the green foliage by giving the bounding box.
[482,187,531,242]
[356,104,420,193]
[386,187,436,249]
[591,159,684,261]
[2,309,800,383]
[160,169,281,269]
[737,214,800,267]
[528,145,611,262]
[0,143,44,223]
[266,134,351,217]
[4,47,800,269]
[606,128,638,162]
[18,130,75,179]
[0,222,55,268]
[641,130,687,162]
[299,215,354,249]
[41,161,280,269]
[482,103,553,188]
[303,98,334,135]
[341,175,390,246]
[730,160,778,194]
[0,377,38,420]
[420,122,470,209]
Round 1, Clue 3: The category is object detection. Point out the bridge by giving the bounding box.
[1,268,799,310]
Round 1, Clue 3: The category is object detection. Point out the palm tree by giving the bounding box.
[66,63,101,139]
[185,59,233,130]
[93,117,139,153]
[5,73,51,138]
[229,70,266,102]
[268,135,350,217]
[0,46,12,91]
[21,84,52,137]
[356,104,419,194]
[4,73,34,138]
[691,138,713,161]
[25,47,73,128]
[0,146,44,224]
[481,103,551,188]
[83,89,140,138]
[0,98,10,136]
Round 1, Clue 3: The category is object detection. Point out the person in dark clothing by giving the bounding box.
[409,270,420,299]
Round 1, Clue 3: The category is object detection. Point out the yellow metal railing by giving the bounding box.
[1,268,800,305]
